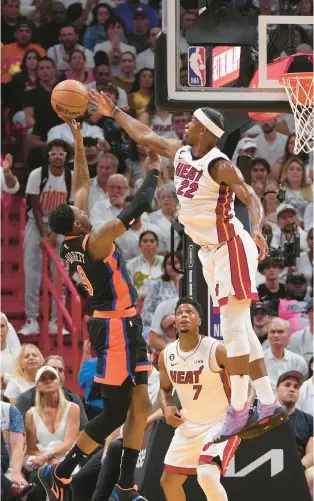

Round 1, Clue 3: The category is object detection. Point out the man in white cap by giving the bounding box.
[89,90,288,442]
[276,203,308,251]
[231,137,257,163]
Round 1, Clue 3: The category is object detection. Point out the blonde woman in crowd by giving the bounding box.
[24,366,80,500]
[0,312,21,388]
[4,344,43,405]
[280,157,312,222]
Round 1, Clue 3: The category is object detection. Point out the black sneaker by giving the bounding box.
[109,484,148,500]
[3,482,36,500]
[38,464,71,501]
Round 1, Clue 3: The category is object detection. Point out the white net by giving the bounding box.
[280,73,314,154]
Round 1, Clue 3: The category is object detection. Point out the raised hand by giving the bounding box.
[2,153,13,172]
[253,230,269,261]
[89,89,115,117]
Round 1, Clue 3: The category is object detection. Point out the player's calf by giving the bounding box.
[160,471,187,501]
[197,464,228,501]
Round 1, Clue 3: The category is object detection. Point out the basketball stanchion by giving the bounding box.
[280,72,314,154]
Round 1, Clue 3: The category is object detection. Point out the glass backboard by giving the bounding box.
[155,0,313,112]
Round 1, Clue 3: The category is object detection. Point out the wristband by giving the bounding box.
[4,169,12,176]
[112,106,119,117]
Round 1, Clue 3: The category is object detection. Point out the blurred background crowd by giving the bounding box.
[1,0,313,500]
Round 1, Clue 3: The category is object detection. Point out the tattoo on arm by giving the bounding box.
[73,144,90,194]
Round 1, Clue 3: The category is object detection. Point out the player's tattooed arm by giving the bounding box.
[89,89,181,159]
[64,119,90,214]
[158,351,185,428]
[213,159,268,261]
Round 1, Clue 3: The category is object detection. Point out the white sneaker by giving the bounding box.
[48,320,70,336]
[19,319,40,335]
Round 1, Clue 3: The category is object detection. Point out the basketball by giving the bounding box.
[51,80,89,119]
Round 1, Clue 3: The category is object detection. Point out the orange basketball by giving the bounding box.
[51,80,89,119]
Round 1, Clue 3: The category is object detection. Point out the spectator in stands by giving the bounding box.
[24,56,63,157]
[90,173,128,229]
[278,271,310,334]
[141,252,183,343]
[297,357,313,416]
[179,10,197,54]
[94,16,136,76]
[87,62,129,109]
[64,48,94,84]
[139,96,173,137]
[231,137,257,164]
[115,203,167,262]
[128,67,154,117]
[47,25,94,71]
[19,139,73,336]
[252,301,272,345]
[288,298,313,366]
[253,119,287,167]
[47,112,104,144]
[276,371,313,497]
[1,154,20,194]
[279,157,312,222]
[82,136,101,177]
[149,297,178,353]
[83,2,113,51]
[1,399,27,487]
[36,1,67,50]
[1,0,22,44]
[136,26,161,70]
[6,48,40,121]
[1,429,35,501]
[261,178,280,223]
[263,317,308,389]
[1,18,45,83]
[165,111,191,141]
[276,204,308,250]
[296,228,313,295]
[126,230,163,297]
[16,355,88,430]
[271,133,301,179]
[114,0,159,32]
[78,340,103,421]
[112,51,136,93]
[125,8,150,53]
[250,157,270,198]
[88,152,119,212]
[4,344,43,404]
[24,366,80,498]
[299,0,313,14]
[0,313,21,389]
[28,0,50,27]
[149,185,180,252]
[257,258,286,305]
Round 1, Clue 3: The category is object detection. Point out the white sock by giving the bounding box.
[230,375,250,411]
[253,376,276,405]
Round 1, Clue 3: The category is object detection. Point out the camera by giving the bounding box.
[266,223,301,267]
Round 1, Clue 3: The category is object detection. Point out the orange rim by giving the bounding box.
[280,72,314,106]
[248,111,283,121]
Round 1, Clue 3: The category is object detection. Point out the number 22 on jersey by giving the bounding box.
[77,265,94,296]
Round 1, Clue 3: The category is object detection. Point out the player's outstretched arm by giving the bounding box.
[63,118,90,214]
[87,154,161,260]
[89,89,181,160]
[158,351,185,428]
[216,159,268,261]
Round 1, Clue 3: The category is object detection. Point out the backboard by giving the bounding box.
[155,0,313,113]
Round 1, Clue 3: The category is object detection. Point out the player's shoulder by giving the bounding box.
[201,335,222,350]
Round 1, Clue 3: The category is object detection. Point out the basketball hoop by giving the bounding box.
[248,111,283,121]
[280,72,314,154]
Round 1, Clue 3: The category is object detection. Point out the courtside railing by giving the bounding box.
[41,240,82,384]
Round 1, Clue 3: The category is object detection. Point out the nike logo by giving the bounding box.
[171,363,178,367]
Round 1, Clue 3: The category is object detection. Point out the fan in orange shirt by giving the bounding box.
[1,19,45,83]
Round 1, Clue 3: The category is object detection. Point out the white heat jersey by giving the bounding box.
[150,113,173,137]
[164,336,230,427]
[174,146,243,246]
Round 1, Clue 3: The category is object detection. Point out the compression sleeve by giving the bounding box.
[117,168,160,229]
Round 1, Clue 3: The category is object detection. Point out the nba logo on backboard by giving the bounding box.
[188,46,206,87]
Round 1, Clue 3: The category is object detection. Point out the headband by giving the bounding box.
[193,109,225,138]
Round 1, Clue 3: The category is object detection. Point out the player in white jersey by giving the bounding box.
[159,297,239,501]
[89,91,288,441]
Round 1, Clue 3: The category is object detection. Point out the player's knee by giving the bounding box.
[247,325,264,362]
[160,471,180,493]
[197,463,224,496]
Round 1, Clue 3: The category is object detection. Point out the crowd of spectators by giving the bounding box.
[1,0,313,499]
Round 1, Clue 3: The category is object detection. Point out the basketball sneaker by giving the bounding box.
[212,402,257,443]
[239,399,288,439]
[109,484,148,501]
[38,464,71,501]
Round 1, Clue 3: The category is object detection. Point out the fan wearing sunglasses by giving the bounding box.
[19,139,73,337]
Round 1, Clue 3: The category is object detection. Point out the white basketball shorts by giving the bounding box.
[164,421,240,475]
[198,230,259,311]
